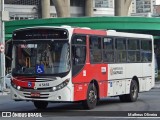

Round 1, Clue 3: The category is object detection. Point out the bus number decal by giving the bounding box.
[39,83,50,87]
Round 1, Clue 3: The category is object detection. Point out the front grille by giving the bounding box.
[24,96,48,99]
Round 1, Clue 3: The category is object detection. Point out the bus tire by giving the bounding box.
[119,80,138,102]
[33,101,48,109]
[82,83,97,109]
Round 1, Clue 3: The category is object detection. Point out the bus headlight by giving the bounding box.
[11,82,22,91]
[52,79,69,91]
[52,87,56,91]
[17,86,21,90]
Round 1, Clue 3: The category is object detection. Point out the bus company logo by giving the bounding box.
[110,67,123,75]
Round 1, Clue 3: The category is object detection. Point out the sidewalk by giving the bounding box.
[0,88,10,96]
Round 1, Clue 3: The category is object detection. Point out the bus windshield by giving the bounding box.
[12,40,70,76]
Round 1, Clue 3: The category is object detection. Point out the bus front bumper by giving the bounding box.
[10,86,72,102]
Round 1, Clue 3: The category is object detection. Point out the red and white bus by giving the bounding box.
[10,26,155,109]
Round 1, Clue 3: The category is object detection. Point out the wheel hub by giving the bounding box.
[89,90,97,103]
[131,84,137,98]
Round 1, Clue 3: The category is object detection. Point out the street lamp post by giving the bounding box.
[0,0,6,93]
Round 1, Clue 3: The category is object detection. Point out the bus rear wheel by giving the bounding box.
[119,80,138,102]
[33,101,48,110]
[82,83,97,109]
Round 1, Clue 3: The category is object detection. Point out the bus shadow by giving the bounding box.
[33,97,122,112]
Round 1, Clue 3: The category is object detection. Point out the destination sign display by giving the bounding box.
[13,28,68,40]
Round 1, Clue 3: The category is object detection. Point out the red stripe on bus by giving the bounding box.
[73,28,107,36]
[73,64,108,101]
[12,77,36,89]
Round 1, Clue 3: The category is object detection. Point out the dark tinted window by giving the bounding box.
[71,35,86,45]
[115,38,126,62]
[128,39,140,50]
[141,40,152,50]
[128,51,140,62]
[90,36,102,63]
[103,38,114,50]
[141,40,152,62]
[72,46,86,65]
[103,37,114,62]
[72,35,86,76]
[116,51,127,62]
[90,36,101,49]
[115,38,126,50]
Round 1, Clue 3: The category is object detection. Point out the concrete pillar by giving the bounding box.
[41,0,50,18]
[115,0,124,16]
[85,0,93,16]
[52,0,70,17]
[115,0,132,16]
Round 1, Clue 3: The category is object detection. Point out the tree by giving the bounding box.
[115,0,132,16]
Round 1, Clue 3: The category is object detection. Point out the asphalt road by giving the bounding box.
[0,88,160,120]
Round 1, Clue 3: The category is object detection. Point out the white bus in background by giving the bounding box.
[10,26,155,109]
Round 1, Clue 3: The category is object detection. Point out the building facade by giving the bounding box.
[130,0,156,16]
[153,5,160,16]
[4,0,115,21]
[93,0,114,16]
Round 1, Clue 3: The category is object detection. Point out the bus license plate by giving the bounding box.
[31,92,40,97]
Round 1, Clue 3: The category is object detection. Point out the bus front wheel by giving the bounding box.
[119,80,138,102]
[33,101,48,109]
[82,83,97,109]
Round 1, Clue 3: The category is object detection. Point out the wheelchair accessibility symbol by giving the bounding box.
[36,65,44,74]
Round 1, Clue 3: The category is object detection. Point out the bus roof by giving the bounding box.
[13,26,153,40]
[107,31,153,39]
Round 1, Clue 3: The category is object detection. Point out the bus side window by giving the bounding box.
[141,40,152,62]
[103,37,114,62]
[71,35,86,66]
[115,38,127,63]
[89,36,102,63]
[72,46,86,65]
[71,35,86,77]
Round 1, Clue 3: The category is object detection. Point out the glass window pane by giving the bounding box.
[90,50,102,63]
[90,36,102,63]
[103,38,113,50]
[128,39,139,50]
[141,51,152,62]
[90,36,101,49]
[128,51,140,62]
[141,40,152,50]
[116,38,126,50]
[72,35,86,45]
[72,46,86,65]
[103,51,114,62]
[116,51,126,62]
